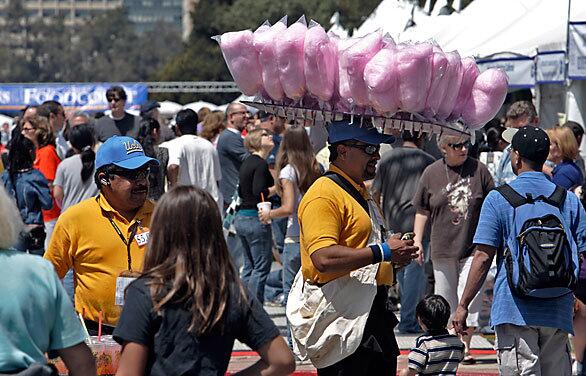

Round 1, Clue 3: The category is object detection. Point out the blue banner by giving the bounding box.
[0,83,148,111]
[477,56,535,89]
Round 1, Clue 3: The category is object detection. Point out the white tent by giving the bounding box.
[183,101,219,113]
[158,100,183,117]
[352,0,431,38]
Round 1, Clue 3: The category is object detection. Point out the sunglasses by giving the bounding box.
[107,96,123,102]
[343,143,380,156]
[111,167,150,181]
[447,141,470,150]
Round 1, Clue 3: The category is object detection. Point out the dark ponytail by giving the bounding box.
[68,124,95,183]
[137,117,160,158]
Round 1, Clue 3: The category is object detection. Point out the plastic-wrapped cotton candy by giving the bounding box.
[449,57,479,120]
[254,21,287,101]
[396,42,433,113]
[216,30,263,96]
[364,40,400,114]
[276,19,308,101]
[424,48,448,118]
[335,37,355,103]
[462,68,509,129]
[436,51,463,120]
[341,31,383,107]
[304,22,337,102]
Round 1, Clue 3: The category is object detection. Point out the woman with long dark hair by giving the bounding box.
[53,124,99,212]
[113,186,294,376]
[136,117,168,200]
[259,126,321,305]
[1,135,52,255]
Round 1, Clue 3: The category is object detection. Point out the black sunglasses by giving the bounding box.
[111,167,150,181]
[343,143,380,156]
[107,96,123,102]
[447,141,470,150]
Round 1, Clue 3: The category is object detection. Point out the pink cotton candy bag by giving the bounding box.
[364,38,400,114]
[304,21,337,102]
[436,51,464,120]
[396,42,433,113]
[215,30,263,96]
[462,68,509,129]
[449,57,479,120]
[424,46,449,118]
[276,16,308,102]
[254,18,287,101]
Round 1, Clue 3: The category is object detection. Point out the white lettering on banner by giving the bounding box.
[569,23,586,79]
[478,58,534,87]
[22,85,139,107]
[0,91,11,104]
[536,52,566,83]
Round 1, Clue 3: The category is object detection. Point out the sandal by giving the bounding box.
[461,355,476,365]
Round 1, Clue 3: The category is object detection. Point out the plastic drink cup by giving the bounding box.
[257,202,272,224]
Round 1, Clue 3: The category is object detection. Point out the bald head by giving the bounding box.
[225,102,248,132]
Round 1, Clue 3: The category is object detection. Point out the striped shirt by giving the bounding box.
[408,332,464,375]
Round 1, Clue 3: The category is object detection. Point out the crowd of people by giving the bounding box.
[0,88,585,376]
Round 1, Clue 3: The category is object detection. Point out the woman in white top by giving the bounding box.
[53,124,98,212]
[259,126,321,328]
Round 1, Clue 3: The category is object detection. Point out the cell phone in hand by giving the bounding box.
[401,232,415,240]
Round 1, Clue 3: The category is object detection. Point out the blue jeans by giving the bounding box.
[271,216,288,255]
[282,241,301,305]
[264,269,283,302]
[226,232,244,272]
[235,213,273,304]
[397,260,426,333]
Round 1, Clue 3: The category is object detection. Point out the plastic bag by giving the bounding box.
[396,42,433,113]
[254,18,287,101]
[335,36,356,104]
[436,51,464,120]
[461,68,508,129]
[214,30,263,96]
[340,31,383,107]
[424,46,448,118]
[304,20,337,102]
[449,57,479,120]
[364,38,400,114]
[276,16,308,101]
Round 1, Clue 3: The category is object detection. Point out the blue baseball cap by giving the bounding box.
[95,136,159,170]
[327,120,395,145]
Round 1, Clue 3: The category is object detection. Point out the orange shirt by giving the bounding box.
[34,145,61,222]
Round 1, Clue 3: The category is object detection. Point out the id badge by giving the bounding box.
[134,231,150,247]
[115,270,140,306]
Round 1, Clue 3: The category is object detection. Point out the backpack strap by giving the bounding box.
[543,185,567,209]
[495,184,527,208]
[323,172,371,218]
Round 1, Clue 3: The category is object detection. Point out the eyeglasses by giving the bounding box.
[21,127,35,133]
[107,96,123,103]
[343,143,380,156]
[447,141,470,150]
[111,167,150,181]
[230,111,247,116]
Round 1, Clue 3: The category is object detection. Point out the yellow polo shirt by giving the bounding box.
[44,195,154,326]
[298,165,394,285]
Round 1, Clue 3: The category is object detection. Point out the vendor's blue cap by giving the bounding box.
[328,120,395,145]
[95,136,159,170]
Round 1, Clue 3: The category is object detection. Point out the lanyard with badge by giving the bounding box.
[104,211,150,305]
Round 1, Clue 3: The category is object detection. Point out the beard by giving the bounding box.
[363,164,377,180]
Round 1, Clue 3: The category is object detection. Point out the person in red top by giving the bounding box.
[21,115,61,251]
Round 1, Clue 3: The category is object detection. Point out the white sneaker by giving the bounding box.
[573,360,583,376]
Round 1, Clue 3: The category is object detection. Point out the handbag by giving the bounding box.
[222,187,241,235]
[21,225,46,251]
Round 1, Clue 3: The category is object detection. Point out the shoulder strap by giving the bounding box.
[495,184,527,208]
[323,172,370,218]
[544,185,567,209]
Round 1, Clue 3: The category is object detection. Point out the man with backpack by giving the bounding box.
[453,126,586,375]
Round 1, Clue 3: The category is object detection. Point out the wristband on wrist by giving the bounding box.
[369,244,382,263]
[380,242,392,262]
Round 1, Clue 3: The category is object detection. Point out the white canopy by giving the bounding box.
[158,100,183,117]
[183,101,219,113]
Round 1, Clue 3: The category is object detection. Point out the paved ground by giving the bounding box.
[228,304,500,375]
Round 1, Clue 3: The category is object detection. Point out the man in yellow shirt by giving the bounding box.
[296,120,419,375]
[45,136,158,334]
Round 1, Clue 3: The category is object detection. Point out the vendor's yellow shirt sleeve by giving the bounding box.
[298,173,394,286]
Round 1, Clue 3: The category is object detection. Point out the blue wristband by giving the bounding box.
[380,242,392,262]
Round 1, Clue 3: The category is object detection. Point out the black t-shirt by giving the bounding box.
[94,112,141,142]
[238,154,274,210]
[113,278,280,376]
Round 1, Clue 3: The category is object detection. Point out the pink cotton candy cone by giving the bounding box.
[304,24,337,102]
[424,49,449,118]
[276,22,308,101]
[396,42,433,113]
[437,51,464,120]
[450,57,480,120]
[462,68,509,129]
[218,30,263,96]
[341,31,383,107]
[364,41,400,114]
[254,22,287,101]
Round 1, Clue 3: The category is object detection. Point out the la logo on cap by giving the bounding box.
[124,140,143,155]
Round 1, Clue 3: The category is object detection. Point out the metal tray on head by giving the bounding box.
[241,101,470,138]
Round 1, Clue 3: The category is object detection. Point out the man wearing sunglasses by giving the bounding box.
[94,85,141,143]
[45,136,158,334]
[291,120,419,375]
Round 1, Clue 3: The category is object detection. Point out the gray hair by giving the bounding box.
[0,185,23,249]
[438,123,469,147]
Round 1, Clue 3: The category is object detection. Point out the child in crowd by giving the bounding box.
[401,295,465,376]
